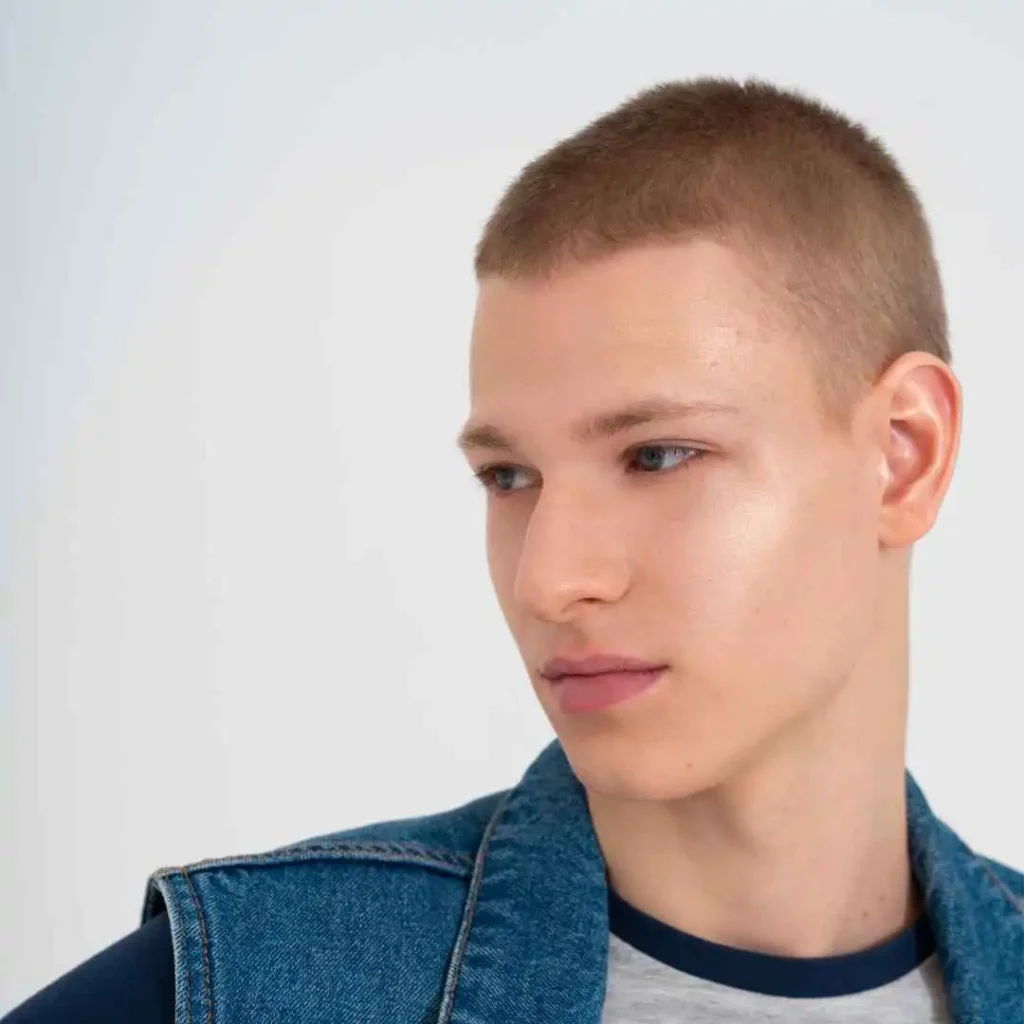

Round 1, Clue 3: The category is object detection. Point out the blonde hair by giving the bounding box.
[475,78,950,422]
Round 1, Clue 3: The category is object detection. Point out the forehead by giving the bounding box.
[469,240,814,414]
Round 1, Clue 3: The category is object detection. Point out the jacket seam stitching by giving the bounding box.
[150,842,475,877]
[276,842,474,867]
[170,877,194,1024]
[978,859,1024,916]
[436,791,511,1024]
[181,865,215,1024]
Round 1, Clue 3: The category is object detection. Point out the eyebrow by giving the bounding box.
[456,397,740,453]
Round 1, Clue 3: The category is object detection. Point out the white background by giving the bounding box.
[1,0,1021,1010]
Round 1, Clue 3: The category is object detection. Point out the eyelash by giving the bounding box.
[471,444,707,496]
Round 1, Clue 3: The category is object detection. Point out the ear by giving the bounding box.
[873,352,962,549]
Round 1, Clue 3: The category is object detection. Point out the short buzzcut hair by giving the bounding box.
[474,78,950,424]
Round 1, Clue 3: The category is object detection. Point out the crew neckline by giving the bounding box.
[607,886,936,999]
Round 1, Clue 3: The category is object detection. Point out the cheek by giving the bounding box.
[651,492,790,632]
[650,471,875,675]
[485,505,523,616]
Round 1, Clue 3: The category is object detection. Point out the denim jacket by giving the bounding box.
[142,740,1023,1023]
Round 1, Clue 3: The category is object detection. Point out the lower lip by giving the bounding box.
[549,668,666,714]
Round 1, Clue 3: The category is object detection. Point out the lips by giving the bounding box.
[539,654,668,714]
[540,653,667,680]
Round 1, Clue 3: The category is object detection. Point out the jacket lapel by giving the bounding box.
[443,741,608,1024]
[444,739,1021,1024]
[905,773,1023,1024]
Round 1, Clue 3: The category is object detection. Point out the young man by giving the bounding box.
[6,77,1021,1024]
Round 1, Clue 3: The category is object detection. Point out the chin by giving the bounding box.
[556,725,735,804]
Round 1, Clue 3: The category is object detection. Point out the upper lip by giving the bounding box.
[540,654,667,681]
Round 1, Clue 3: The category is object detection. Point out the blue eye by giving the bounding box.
[473,464,531,494]
[628,444,703,473]
[472,444,704,496]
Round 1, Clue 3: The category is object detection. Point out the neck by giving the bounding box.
[586,631,917,959]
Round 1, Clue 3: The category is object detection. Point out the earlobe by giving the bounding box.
[876,353,961,549]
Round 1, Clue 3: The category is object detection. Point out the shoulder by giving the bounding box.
[140,788,511,1023]
[290,786,510,865]
[147,785,508,896]
[144,787,510,923]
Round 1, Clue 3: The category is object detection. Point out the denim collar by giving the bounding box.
[445,740,1021,1024]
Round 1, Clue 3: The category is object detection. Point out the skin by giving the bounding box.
[459,239,961,959]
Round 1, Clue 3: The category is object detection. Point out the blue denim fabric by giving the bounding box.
[142,740,1023,1023]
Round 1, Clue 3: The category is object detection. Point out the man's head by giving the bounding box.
[459,79,960,801]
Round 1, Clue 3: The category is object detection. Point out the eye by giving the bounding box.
[472,463,534,495]
[626,444,705,474]
[472,445,705,495]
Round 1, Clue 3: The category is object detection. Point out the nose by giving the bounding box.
[512,485,631,624]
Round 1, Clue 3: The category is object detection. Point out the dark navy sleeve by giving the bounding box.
[2,912,174,1023]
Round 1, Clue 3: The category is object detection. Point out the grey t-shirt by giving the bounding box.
[602,887,951,1023]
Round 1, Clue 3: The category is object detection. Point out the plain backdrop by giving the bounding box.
[1,0,1022,1010]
